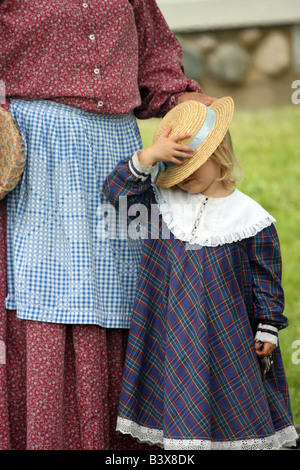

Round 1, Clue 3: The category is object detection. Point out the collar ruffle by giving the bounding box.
[152,186,276,247]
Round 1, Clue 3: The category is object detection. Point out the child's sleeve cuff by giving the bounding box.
[129,151,153,181]
[255,323,278,346]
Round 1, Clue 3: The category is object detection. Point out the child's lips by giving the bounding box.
[182,177,195,185]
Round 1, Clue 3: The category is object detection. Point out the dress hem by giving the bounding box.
[116,417,298,450]
[5,297,131,329]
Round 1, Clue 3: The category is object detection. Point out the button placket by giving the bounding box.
[81,3,104,109]
[191,197,209,237]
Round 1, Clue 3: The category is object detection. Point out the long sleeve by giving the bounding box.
[129,0,202,119]
[247,224,288,332]
[103,152,155,210]
[103,153,158,242]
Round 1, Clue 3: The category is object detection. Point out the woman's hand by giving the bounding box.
[138,126,195,167]
[177,92,217,107]
[254,341,276,358]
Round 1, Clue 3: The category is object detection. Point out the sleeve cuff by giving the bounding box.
[128,151,153,181]
[255,323,278,346]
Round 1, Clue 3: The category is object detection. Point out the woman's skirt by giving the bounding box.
[0,99,150,450]
[0,308,150,450]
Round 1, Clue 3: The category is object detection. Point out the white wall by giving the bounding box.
[157,0,300,32]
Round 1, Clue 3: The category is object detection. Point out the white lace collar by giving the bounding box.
[152,186,276,247]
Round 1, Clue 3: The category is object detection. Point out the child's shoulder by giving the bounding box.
[230,189,276,235]
[233,189,271,214]
[233,189,273,216]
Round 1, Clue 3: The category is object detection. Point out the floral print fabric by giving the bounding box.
[0,0,201,118]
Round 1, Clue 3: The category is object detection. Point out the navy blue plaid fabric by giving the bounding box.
[6,99,143,327]
[103,159,295,448]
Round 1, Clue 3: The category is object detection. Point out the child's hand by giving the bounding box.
[138,126,195,167]
[254,341,276,357]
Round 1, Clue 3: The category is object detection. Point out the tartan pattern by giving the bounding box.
[6,99,143,327]
[103,159,295,445]
[119,236,293,443]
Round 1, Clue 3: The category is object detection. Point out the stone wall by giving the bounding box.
[178,25,299,109]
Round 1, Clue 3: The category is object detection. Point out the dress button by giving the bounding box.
[82,2,88,8]
[98,101,104,107]
[94,68,100,74]
[89,34,95,40]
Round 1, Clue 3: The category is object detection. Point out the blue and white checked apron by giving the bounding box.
[6,99,143,328]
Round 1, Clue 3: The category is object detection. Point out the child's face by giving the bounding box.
[176,158,222,196]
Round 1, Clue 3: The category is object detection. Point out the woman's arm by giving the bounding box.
[129,0,212,118]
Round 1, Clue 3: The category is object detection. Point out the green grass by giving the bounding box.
[137,105,300,423]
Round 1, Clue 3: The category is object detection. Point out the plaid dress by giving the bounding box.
[103,157,298,450]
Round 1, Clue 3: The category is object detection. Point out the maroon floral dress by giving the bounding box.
[0,0,201,449]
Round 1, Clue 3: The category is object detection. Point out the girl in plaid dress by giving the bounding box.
[103,97,298,450]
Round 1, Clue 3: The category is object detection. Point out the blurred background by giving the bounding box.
[157,0,300,108]
[139,0,300,426]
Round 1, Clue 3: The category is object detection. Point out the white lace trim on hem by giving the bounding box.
[116,417,298,450]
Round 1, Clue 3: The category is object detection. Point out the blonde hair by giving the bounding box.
[211,130,243,188]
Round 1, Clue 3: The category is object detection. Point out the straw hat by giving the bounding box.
[154,96,234,188]
[0,107,25,199]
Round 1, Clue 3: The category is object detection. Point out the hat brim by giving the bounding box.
[0,107,25,199]
[154,96,234,189]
